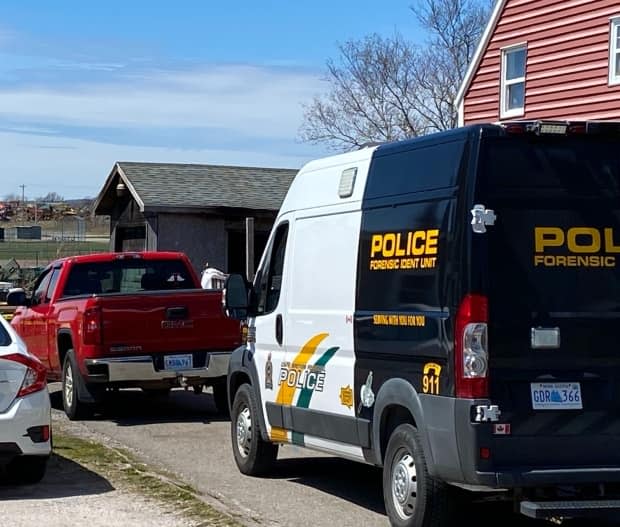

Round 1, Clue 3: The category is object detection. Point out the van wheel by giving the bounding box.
[383,424,452,527]
[62,350,93,420]
[231,384,278,475]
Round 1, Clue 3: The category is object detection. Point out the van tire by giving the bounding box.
[383,424,452,527]
[62,350,94,420]
[231,384,278,475]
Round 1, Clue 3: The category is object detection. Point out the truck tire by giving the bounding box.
[383,423,453,527]
[62,350,94,420]
[212,379,229,416]
[6,455,48,485]
[231,383,278,475]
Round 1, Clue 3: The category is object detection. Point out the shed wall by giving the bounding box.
[156,214,227,275]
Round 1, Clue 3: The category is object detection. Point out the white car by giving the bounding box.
[0,315,51,483]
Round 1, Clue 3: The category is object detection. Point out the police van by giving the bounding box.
[223,121,620,526]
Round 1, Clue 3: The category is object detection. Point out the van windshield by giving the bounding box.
[477,135,620,315]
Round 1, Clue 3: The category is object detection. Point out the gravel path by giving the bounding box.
[0,419,196,527]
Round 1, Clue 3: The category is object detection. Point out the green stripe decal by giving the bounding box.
[292,346,339,446]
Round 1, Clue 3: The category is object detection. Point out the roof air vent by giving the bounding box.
[338,168,357,198]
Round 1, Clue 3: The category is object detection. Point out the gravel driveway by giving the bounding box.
[1,445,194,527]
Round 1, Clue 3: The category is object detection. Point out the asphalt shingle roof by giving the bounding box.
[118,162,298,211]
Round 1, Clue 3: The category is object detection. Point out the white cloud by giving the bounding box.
[0,130,322,199]
[0,64,327,139]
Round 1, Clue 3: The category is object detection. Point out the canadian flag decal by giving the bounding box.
[493,423,511,435]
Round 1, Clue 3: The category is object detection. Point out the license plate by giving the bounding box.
[531,382,582,410]
[164,354,193,370]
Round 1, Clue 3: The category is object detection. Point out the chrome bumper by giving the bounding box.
[85,353,230,383]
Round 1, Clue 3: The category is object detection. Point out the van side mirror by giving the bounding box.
[6,288,28,307]
[223,274,249,320]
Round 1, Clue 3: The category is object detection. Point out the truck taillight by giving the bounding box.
[455,294,489,399]
[83,307,103,345]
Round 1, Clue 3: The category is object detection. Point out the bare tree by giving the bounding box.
[37,192,65,203]
[300,0,492,150]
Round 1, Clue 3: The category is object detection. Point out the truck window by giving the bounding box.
[45,268,61,303]
[255,223,289,315]
[31,270,52,306]
[62,259,196,297]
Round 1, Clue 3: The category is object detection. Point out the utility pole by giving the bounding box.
[19,185,25,224]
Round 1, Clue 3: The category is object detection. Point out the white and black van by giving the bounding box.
[224,121,620,526]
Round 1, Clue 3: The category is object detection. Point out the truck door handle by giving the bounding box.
[166,307,188,320]
[275,314,283,346]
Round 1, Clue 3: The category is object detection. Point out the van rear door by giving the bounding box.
[476,131,620,470]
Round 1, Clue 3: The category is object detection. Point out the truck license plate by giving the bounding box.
[531,382,582,410]
[164,354,193,370]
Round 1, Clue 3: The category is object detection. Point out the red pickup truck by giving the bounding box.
[8,252,241,419]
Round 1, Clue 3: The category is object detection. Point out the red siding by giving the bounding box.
[463,0,620,124]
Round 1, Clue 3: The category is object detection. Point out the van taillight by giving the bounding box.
[455,294,489,398]
[83,307,102,345]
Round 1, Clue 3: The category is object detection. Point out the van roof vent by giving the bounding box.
[338,167,357,198]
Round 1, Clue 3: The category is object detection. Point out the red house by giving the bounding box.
[455,0,620,126]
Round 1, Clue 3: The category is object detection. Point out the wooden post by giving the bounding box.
[245,217,255,282]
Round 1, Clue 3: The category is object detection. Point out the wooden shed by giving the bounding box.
[93,162,297,275]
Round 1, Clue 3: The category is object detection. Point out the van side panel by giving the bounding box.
[281,204,365,460]
[355,134,470,466]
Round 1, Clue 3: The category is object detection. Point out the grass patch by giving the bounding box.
[54,430,241,527]
[0,240,108,266]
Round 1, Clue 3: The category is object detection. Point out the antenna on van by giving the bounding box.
[357,141,385,150]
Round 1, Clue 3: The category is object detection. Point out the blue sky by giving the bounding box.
[0,1,423,199]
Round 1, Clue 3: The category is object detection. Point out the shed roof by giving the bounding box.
[94,162,299,215]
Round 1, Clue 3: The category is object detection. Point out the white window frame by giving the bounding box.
[609,17,620,86]
[500,43,527,119]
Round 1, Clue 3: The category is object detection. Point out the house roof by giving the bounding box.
[94,162,299,215]
[454,0,507,123]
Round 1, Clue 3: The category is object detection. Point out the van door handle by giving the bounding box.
[275,314,283,346]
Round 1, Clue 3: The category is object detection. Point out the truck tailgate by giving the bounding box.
[99,290,241,355]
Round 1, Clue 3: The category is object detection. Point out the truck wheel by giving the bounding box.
[231,384,278,475]
[7,455,48,485]
[383,424,452,527]
[212,379,229,416]
[62,350,93,420]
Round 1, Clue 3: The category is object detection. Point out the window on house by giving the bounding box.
[610,18,620,85]
[501,45,527,118]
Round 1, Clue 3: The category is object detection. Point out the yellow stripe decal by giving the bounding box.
[270,332,328,442]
